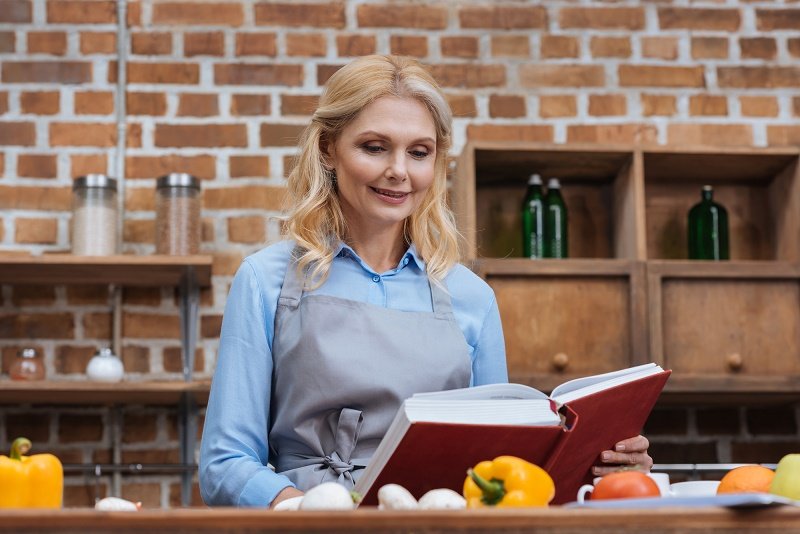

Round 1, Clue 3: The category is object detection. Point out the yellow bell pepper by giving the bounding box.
[463,455,555,507]
[0,437,63,508]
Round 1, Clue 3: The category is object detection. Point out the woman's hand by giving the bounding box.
[592,435,653,476]
[269,486,305,509]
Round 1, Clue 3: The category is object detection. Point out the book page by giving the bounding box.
[405,399,559,425]
[551,363,663,405]
[412,382,548,401]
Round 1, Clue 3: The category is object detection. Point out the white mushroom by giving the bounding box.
[417,488,466,510]
[377,484,418,510]
[94,497,141,512]
[299,482,357,510]
[272,496,304,511]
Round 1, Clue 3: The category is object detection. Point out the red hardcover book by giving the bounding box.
[355,364,671,506]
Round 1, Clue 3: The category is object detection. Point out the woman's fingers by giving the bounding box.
[614,435,650,453]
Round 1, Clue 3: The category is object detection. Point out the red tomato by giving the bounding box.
[592,471,660,500]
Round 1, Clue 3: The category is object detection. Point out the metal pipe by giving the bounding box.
[64,463,198,474]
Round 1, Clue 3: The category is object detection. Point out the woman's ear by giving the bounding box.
[319,136,334,169]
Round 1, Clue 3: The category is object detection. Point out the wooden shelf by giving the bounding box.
[0,380,211,405]
[648,259,799,279]
[0,254,213,287]
[473,258,638,277]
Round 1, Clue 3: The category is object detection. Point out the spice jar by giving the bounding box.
[155,173,201,255]
[86,347,124,383]
[71,174,118,256]
[9,348,45,381]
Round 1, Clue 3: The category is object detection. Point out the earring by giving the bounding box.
[328,168,337,185]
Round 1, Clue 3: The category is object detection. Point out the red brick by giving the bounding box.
[0,185,71,210]
[162,346,203,373]
[718,67,800,88]
[17,154,57,178]
[74,91,114,115]
[65,285,108,306]
[0,31,15,53]
[50,122,116,147]
[739,37,777,60]
[642,37,678,60]
[560,7,644,29]
[281,94,318,116]
[619,65,705,87]
[658,8,740,31]
[155,124,247,148]
[235,33,277,56]
[126,1,140,26]
[588,37,631,59]
[152,2,244,26]
[0,122,35,146]
[589,94,627,116]
[459,6,547,29]
[0,0,31,23]
[446,94,476,118]
[203,186,287,211]
[2,61,91,84]
[390,35,428,57]
[491,35,529,58]
[789,38,800,59]
[260,123,305,147]
[767,126,800,147]
[336,34,375,57]
[231,94,271,116]
[10,285,55,306]
[215,64,303,86]
[691,37,729,60]
[54,345,94,374]
[466,124,553,143]
[230,156,269,178]
[286,33,326,57]
[126,92,167,116]
[122,345,150,373]
[0,312,73,338]
[358,4,447,29]
[83,312,110,338]
[185,32,225,57]
[124,312,180,339]
[793,97,800,117]
[255,2,345,28]
[122,413,158,444]
[131,32,172,55]
[756,9,800,30]
[541,35,579,59]
[112,62,199,84]
[20,91,63,115]
[177,94,219,117]
[5,413,49,443]
[731,442,799,464]
[641,94,676,117]
[123,219,153,243]
[519,65,604,88]
[488,95,526,118]
[80,32,116,54]
[27,31,67,56]
[428,64,506,88]
[441,36,479,59]
[689,95,728,116]
[47,0,115,23]
[58,414,103,443]
[667,124,752,146]
[228,216,266,244]
[539,95,576,118]
[71,154,107,176]
[568,124,658,144]
[126,155,216,180]
[0,92,7,115]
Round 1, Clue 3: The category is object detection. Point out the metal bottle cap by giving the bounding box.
[73,174,118,191]
[156,173,200,190]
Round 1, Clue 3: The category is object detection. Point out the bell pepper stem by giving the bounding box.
[467,468,506,505]
[10,437,32,461]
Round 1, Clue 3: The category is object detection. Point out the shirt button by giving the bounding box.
[403,257,410,265]
[372,275,380,283]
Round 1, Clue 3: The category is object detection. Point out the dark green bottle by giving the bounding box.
[688,185,729,260]
[521,174,544,259]
[544,178,568,258]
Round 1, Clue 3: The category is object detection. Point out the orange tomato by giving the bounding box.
[717,465,774,494]
[592,471,660,500]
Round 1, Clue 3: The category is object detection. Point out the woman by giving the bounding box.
[199,55,651,509]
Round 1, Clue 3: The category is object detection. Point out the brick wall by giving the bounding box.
[1,0,799,507]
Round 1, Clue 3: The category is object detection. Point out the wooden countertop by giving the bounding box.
[1,506,799,533]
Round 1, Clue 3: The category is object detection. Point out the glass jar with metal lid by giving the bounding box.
[155,173,201,255]
[10,347,45,381]
[71,174,118,256]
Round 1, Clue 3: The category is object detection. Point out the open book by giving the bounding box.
[355,363,671,505]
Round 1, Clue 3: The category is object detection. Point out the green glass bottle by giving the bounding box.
[544,178,568,258]
[521,174,544,259]
[688,185,729,260]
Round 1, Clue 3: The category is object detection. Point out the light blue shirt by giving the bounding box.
[199,240,508,507]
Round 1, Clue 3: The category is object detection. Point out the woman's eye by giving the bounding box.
[410,149,430,159]
[362,144,384,153]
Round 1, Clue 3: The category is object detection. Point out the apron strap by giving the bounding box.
[430,279,455,319]
[277,247,306,308]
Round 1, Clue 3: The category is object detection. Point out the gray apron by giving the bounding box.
[269,250,472,490]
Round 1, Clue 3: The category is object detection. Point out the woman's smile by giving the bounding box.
[370,186,410,204]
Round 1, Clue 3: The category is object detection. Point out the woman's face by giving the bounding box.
[326,95,437,238]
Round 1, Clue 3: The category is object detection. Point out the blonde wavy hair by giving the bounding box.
[284,55,460,287]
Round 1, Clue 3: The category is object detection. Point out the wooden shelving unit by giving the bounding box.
[0,379,211,405]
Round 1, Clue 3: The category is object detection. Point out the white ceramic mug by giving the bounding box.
[576,472,671,503]
[669,480,720,498]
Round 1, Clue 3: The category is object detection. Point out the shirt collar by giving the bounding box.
[334,242,426,272]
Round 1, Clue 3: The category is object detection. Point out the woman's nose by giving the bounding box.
[385,153,408,182]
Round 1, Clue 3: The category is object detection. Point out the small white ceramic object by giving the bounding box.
[86,348,125,382]
[669,480,720,498]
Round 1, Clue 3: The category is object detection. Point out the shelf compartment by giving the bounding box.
[476,258,647,383]
[648,261,800,390]
[643,148,800,261]
[455,142,643,261]
[0,380,211,405]
[0,254,213,287]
